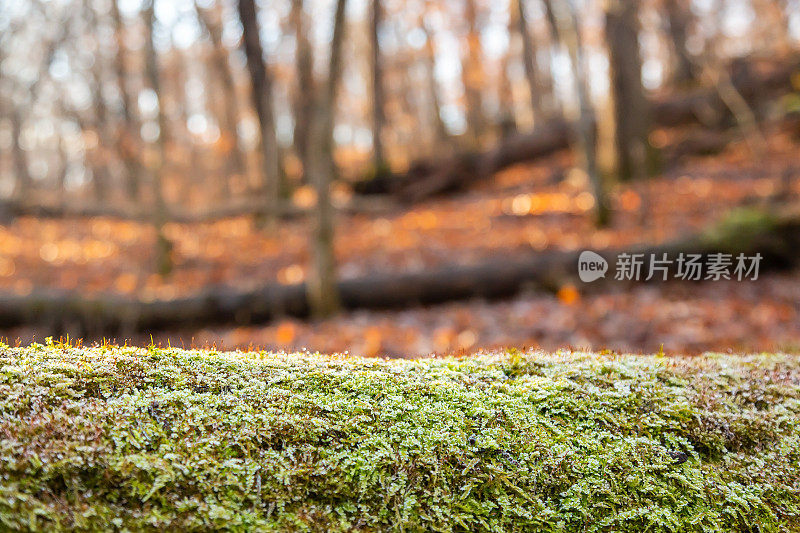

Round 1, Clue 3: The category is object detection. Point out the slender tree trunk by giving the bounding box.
[172,46,203,203]
[462,0,486,145]
[307,0,348,318]
[238,0,283,224]
[67,109,109,204]
[201,54,233,197]
[420,16,449,147]
[663,0,695,85]
[605,0,652,181]
[498,48,517,137]
[10,110,31,199]
[369,0,388,172]
[290,0,314,181]
[142,0,173,276]
[536,0,560,115]
[516,0,545,123]
[87,100,110,202]
[546,0,610,226]
[196,0,247,191]
[86,0,110,202]
[110,0,143,201]
[55,134,69,191]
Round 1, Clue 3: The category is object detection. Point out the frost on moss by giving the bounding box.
[1,344,799,531]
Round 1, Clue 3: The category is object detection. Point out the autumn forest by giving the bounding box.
[0,0,799,355]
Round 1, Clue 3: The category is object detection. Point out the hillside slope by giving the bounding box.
[1,344,799,531]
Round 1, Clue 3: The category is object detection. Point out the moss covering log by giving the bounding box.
[1,345,799,531]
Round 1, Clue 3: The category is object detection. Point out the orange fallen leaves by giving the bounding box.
[362,327,383,356]
[114,273,139,294]
[275,321,296,345]
[557,284,580,306]
[278,264,305,285]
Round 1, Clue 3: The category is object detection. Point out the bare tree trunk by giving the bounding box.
[1,20,57,200]
[307,0,348,318]
[663,0,695,85]
[200,55,232,197]
[516,0,546,123]
[238,0,283,225]
[369,0,388,172]
[546,0,610,226]
[85,0,111,202]
[462,0,486,146]
[110,0,144,201]
[172,46,204,203]
[605,0,652,181]
[195,0,247,191]
[10,110,32,199]
[4,9,70,201]
[63,107,109,204]
[290,0,314,181]
[55,131,69,191]
[87,94,110,202]
[420,16,449,148]
[498,47,517,137]
[536,0,560,116]
[142,0,173,276]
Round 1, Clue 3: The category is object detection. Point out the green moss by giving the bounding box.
[363,160,393,182]
[1,345,799,531]
[702,207,780,253]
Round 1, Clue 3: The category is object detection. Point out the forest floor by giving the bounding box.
[1,122,799,355]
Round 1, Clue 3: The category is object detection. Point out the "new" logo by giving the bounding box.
[578,250,608,282]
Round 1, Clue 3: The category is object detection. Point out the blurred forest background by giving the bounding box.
[1,0,800,356]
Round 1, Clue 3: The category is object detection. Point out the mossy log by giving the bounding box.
[3,347,800,530]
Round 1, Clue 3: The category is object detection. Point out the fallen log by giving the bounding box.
[661,127,734,162]
[652,54,800,128]
[0,195,397,225]
[355,54,800,203]
[352,119,574,202]
[0,208,798,337]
